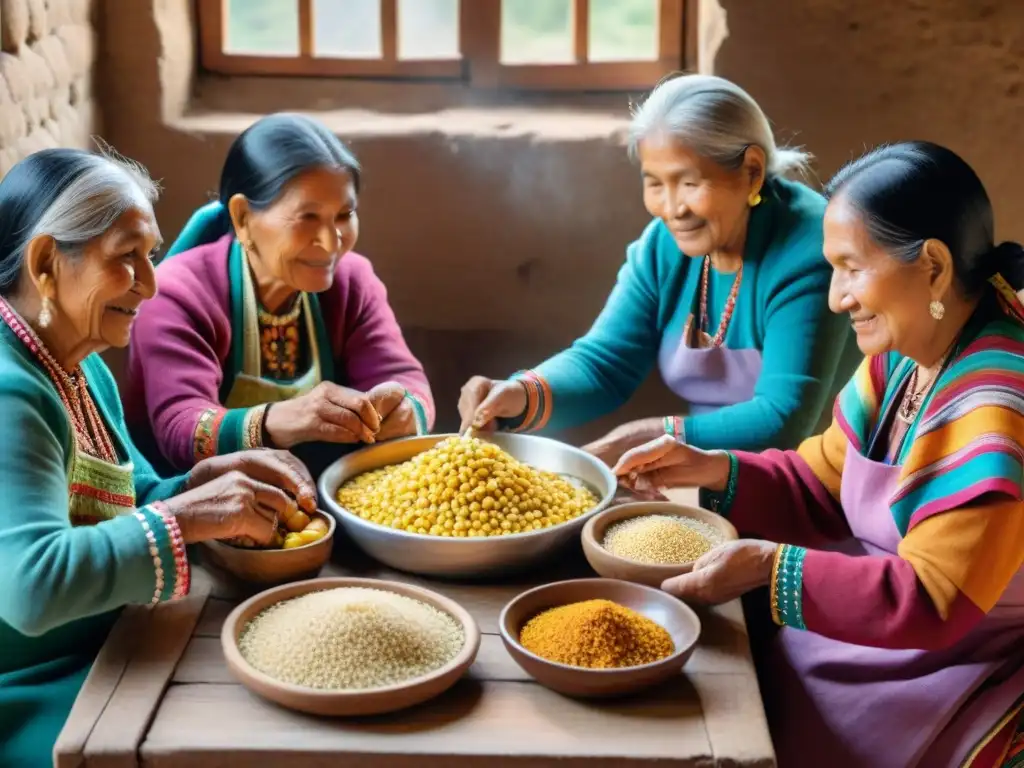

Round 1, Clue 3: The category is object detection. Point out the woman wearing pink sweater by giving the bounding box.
[124,114,433,476]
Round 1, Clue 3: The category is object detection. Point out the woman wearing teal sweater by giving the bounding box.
[0,149,319,768]
[460,75,860,461]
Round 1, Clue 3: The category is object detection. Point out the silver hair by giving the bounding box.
[0,148,158,291]
[30,150,158,255]
[628,74,812,180]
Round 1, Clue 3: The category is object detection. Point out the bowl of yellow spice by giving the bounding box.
[581,502,737,587]
[499,578,701,698]
[320,433,615,578]
[199,508,336,586]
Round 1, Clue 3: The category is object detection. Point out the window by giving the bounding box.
[197,0,690,90]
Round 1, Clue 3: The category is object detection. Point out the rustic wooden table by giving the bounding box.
[55,489,776,768]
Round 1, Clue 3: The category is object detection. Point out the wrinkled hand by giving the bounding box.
[582,418,665,468]
[661,540,778,605]
[187,449,317,513]
[458,376,528,432]
[370,385,420,442]
[612,434,731,493]
[168,448,319,545]
[264,381,380,448]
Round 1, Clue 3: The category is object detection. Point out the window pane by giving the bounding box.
[398,0,459,59]
[314,0,382,59]
[501,0,573,65]
[224,0,299,56]
[589,0,659,62]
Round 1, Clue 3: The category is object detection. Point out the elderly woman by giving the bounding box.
[0,148,320,768]
[123,113,434,477]
[459,75,860,463]
[614,142,1024,768]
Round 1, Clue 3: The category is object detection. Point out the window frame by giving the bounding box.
[197,0,693,91]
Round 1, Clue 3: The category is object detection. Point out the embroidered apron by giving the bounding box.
[222,241,356,475]
[761,448,1024,768]
[223,241,324,410]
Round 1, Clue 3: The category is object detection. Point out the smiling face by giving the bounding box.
[37,206,161,353]
[233,166,359,298]
[638,135,763,257]
[824,196,942,357]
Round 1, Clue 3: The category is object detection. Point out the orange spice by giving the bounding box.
[519,599,674,669]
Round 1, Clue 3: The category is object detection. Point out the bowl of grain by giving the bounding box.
[222,576,481,716]
[581,502,737,587]
[199,509,336,586]
[319,433,616,579]
[499,578,701,698]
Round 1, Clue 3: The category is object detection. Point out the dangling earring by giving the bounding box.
[38,296,53,328]
[929,300,945,320]
[748,192,762,207]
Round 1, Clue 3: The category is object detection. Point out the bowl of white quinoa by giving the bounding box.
[221,577,480,716]
[581,502,738,587]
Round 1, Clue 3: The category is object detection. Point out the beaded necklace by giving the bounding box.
[0,296,118,463]
[697,255,743,348]
[257,296,304,380]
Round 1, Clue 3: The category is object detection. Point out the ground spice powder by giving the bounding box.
[519,599,674,669]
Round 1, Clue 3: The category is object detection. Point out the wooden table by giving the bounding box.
[55,490,776,768]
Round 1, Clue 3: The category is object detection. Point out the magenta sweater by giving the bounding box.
[123,235,433,472]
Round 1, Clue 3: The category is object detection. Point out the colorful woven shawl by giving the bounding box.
[833,279,1024,535]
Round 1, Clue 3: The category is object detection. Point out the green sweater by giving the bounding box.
[512,177,861,450]
[0,323,187,768]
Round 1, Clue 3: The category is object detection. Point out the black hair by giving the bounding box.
[222,112,360,205]
[825,141,1024,294]
[0,147,157,294]
[181,113,362,249]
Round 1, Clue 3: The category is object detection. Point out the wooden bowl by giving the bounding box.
[198,510,336,586]
[499,578,701,698]
[222,577,481,716]
[581,502,737,587]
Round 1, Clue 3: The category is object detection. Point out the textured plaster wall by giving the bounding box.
[94,0,1023,439]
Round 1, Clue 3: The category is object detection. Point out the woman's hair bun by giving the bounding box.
[991,241,1024,291]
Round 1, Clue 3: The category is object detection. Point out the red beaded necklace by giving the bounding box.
[698,255,743,348]
[0,297,118,463]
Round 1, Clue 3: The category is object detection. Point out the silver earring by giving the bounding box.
[929,300,945,320]
[38,296,53,328]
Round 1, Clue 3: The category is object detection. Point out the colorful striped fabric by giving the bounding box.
[832,285,1024,537]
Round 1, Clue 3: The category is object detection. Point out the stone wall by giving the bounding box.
[0,0,96,173]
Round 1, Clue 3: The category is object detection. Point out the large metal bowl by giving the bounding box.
[318,433,616,579]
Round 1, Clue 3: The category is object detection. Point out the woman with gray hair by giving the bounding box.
[460,74,860,463]
[0,148,319,767]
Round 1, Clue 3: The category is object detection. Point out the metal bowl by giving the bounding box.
[318,433,616,579]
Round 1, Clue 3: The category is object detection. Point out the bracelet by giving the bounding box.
[133,510,165,605]
[155,502,190,600]
[261,403,275,448]
[769,544,785,626]
[703,451,739,515]
[663,415,684,441]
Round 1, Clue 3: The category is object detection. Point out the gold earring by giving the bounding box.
[749,192,762,207]
[38,296,53,328]
[929,300,945,320]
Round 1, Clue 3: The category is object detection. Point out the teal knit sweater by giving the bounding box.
[513,177,860,450]
[0,323,187,768]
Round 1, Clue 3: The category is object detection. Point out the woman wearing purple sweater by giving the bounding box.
[124,114,434,476]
